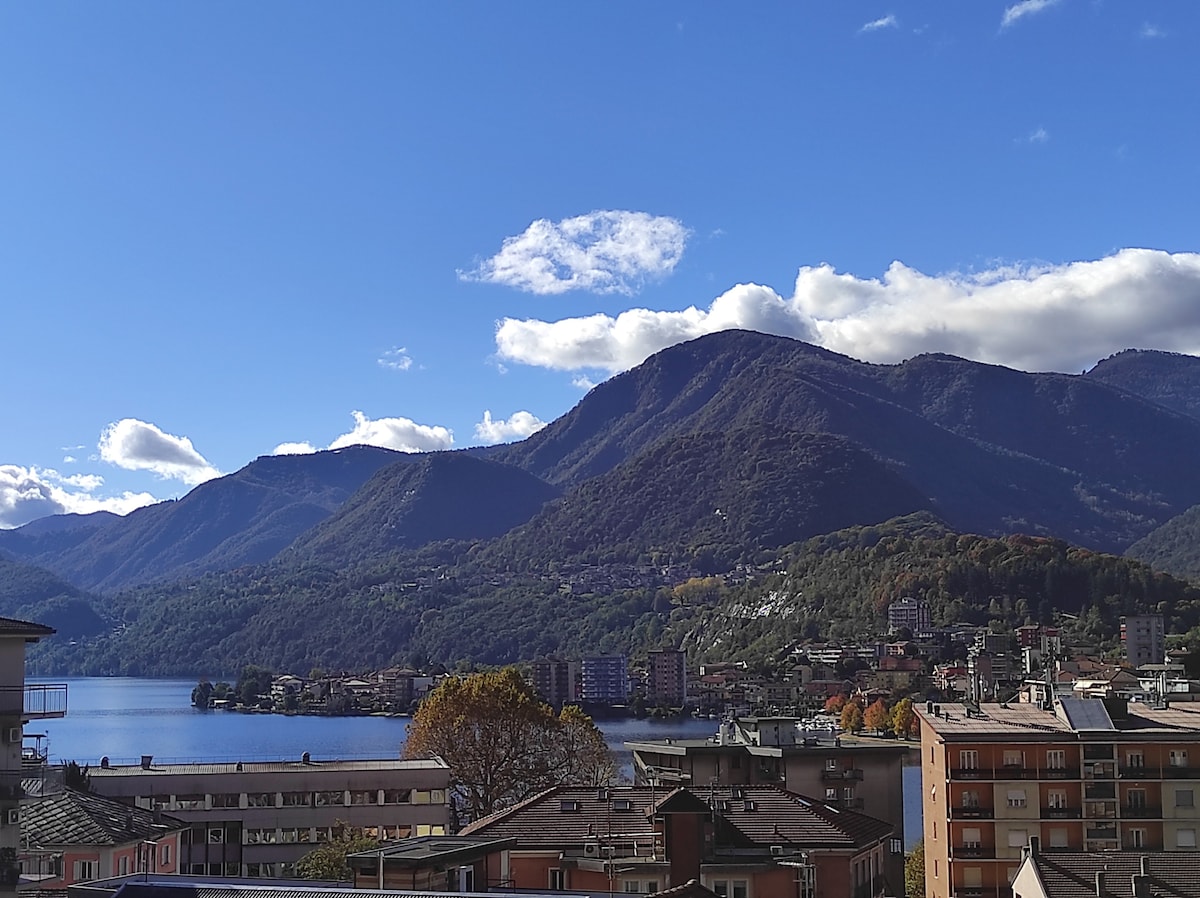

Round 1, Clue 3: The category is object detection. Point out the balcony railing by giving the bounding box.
[1118,765,1150,779]
[0,684,68,719]
[952,806,994,819]
[951,768,985,779]
[821,768,864,782]
[1041,806,1082,819]
[952,846,993,860]
[951,767,1079,781]
[1043,767,1080,780]
[1162,766,1200,779]
[1121,805,1162,819]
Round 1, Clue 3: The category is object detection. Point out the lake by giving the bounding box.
[28,677,921,848]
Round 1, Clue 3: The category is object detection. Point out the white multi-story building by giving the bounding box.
[89,757,451,879]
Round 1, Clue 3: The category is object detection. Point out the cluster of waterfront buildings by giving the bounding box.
[8,605,1200,898]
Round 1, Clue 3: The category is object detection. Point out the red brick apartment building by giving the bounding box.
[918,698,1200,898]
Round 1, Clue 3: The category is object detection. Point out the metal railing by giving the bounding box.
[0,684,68,718]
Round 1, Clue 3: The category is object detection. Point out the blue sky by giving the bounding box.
[3,1,1200,527]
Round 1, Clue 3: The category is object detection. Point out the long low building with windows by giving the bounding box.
[87,756,451,878]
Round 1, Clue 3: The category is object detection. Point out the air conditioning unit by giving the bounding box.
[6,809,19,826]
[770,844,785,857]
[4,728,20,744]
[583,841,601,858]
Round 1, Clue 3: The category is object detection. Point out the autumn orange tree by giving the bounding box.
[824,693,847,713]
[864,699,891,733]
[403,668,613,821]
[839,699,864,733]
[891,697,918,739]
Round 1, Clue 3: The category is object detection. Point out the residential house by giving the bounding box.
[1011,842,1200,898]
[19,787,186,887]
[458,784,895,897]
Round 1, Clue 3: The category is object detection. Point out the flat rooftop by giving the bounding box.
[917,700,1200,739]
[89,758,448,777]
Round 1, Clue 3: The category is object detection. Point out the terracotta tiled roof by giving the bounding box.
[459,785,893,852]
[1029,852,1200,898]
[21,788,185,847]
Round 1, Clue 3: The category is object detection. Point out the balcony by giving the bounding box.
[1162,766,1200,779]
[1119,765,1150,779]
[1121,805,1162,819]
[952,845,993,860]
[1041,806,1082,819]
[836,797,865,810]
[1043,767,1080,780]
[1084,784,1116,800]
[821,768,864,783]
[952,806,994,819]
[0,684,68,719]
[951,767,986,780]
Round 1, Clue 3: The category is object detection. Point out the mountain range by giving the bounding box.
[6,331,1200,674]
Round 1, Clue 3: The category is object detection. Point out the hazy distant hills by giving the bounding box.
[288,452,562,565]
[13,329,1200,674]
[0,445,402,592]
[496,331,1200,552]
[482,426,933,572]
[1085,348,1200,420]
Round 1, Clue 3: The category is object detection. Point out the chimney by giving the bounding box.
[1028,835,1039,857]
[1131,874,1151,898]
[1095,871,1105,897]
[140,755,153,770]
[1139,856,1149,876]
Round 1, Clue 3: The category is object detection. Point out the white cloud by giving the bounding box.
[860,14,898,32]
[328,411,454,453]
[62,455,76,464]
[496,282,814,373]
[1140,23,1166,39]
[460,210,690,296]
[494,249,1200,376]
[378,347,413,371]
[1023,126,1050,144]
[272,441,318,456]
[572,375,597,391]
[1002,0,1060,28]
[0,464,158,529]
[474,410,547,445]
[98,419,222,485]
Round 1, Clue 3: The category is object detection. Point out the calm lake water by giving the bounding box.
[28,678,921,848]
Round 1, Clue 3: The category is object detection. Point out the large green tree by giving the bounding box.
[403,668,614,821]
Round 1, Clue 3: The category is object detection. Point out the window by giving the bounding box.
[73,860,96,882]
[890,838,903,854]
[826,758,838,770]
[1008,829,1028,848]
[624,881,664,895]
[1170,750,1189,768]
[211,793,240,808]
[383,789,411,804]
[1130,828,1146,848]
[246,792,275,808]
[315,790,345,806]
[825,788,837,800]
[118,856,128,876]
[549,869,565,889]
[160,843,171,866]
[1126,750,1144,768]
[933,821,937,840]
[959,750,979,770]
[1177,790,1194,808]
[1007,789,1028,809]
[350,790,378,805]
[963,867,983,888]
[962,790,980,808]
[962,827,982,848]
[1177,828,1196,849]
[208,828,224,844]
[1046,750,1065,769]
[175,794,205,810]
[1047,790,1066,809]
[710,880,748,898]
[281,791,311,807]
[413,789,446,804]
[1128,789,1146,809]
[1049,828,1068,849]
[1003,750,1024,767]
